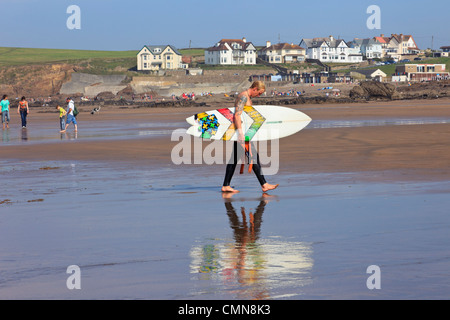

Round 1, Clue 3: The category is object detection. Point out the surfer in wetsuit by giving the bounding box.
[221,81,279,193]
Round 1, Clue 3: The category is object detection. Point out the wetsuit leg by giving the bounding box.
[223,142,267,187]
[251,149,267,186]
[223,142,239,187]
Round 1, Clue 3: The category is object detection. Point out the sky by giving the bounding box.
[0,0,449,51]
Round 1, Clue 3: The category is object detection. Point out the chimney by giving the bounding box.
[381,34,384,37]
[329,35,334,41]
[242,37,247,43]
[266,41,271,48]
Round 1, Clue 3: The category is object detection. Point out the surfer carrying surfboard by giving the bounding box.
[221,81,279,193]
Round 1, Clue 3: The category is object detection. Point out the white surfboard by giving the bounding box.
[186,105,311,141]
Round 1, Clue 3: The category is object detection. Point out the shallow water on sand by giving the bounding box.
[1,160,449,299]
[4,115,450,146]
[1,120,185,146]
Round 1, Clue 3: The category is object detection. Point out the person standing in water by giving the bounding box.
[17,96,29,128]
[221,81,279,193]
[56,105,67,131]
[1,95,11,130]
[60,97,78,133]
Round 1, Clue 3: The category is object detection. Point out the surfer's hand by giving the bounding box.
[238,133,245,144]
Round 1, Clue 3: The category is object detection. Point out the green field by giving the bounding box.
[0,47,209,75]
[0,47,137,66]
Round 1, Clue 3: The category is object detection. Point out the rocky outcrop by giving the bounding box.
[0,64,74,97]
[60,73,127,96]
[349,81,399,100]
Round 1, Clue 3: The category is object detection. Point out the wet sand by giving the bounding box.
[1,98,450,300]
[2,98,450,182]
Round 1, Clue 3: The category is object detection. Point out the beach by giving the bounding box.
[1,97,450,299]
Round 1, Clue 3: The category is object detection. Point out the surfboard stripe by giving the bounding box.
[243,106,266,142]
[217,108,236,141]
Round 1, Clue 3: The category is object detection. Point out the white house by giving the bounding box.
[258,41,306,63]
[137,45,187,71]
[349,38,383,59]
[350,69,387,82]
[205,38,257,65]
[374,34,420,60]
[300,36,363,63]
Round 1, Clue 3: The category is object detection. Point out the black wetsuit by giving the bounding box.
[223,141,267,187]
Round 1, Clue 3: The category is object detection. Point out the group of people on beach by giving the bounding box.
[1,95,30,130]
[57,97,78,133]
[0,94,78,132]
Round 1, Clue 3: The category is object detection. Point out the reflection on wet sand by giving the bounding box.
[60,131,78,140]
[21,128,28,141]
[189,193,314,299]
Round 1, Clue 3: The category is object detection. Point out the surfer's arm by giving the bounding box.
[234,95,247,143]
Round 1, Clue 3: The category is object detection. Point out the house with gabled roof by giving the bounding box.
[299,36,363,63]
[205,37,257,65]
[258,41,306,64]
[349,38,383,59]
[373,34,420,60]
[137,45,186,71]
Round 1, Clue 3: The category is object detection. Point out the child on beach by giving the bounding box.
[56,105,66,131]
[1,95,10,130]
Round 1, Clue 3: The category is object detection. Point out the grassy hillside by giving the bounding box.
[0,47,137,66]
[0,47,209,74]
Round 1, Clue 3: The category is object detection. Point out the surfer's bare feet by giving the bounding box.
[222,192,236,200]
[262,183,279,192]
[222,186,240,193]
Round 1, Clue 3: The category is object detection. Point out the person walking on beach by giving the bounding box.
[17,96,29,128]
[60,97,78,133]
[1,95,11,130]
[222,81,279,193]
[56,105,66,131]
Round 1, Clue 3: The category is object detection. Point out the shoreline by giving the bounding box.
[1,97,450,184]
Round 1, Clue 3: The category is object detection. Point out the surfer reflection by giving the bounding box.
[190,193,313,299]
[220,193,275,299]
